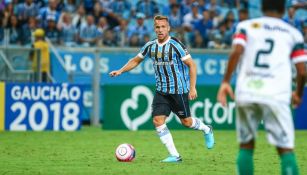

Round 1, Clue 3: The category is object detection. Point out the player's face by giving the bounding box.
[154,19,170,43]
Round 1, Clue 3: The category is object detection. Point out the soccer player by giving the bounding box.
[109,15,214,163]
[217,0,307,174]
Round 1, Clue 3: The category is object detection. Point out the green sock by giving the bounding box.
[280,152,299,175]
[237,148,254,175]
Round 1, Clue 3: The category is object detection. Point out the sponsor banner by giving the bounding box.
[103,85,235,130]
[0,82,4,131]
[51,50,231,85]
[5,83,84,131]
[294,87,307,129]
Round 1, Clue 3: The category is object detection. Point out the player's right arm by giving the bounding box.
[217,44,244,106]
[110,41,154,77]
[217,22,246,106]
[109,56,143,77]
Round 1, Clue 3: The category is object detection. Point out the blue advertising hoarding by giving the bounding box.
[294,87,307,129]
[4,83,84,131]
[51,50,231,85]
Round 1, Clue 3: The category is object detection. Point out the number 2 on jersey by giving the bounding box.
[255,39,274,68]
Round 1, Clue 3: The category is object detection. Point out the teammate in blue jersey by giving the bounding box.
[110,15,214,163]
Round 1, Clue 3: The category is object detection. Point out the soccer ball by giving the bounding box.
[115,143,136,162]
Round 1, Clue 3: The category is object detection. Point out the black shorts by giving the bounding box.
[152,91,191,118]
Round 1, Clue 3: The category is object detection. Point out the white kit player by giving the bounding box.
[217,0,307,174]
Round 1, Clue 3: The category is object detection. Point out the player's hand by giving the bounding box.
[109,70,122,77]
[217,82,234,107]
[292,91,302,108]
[189,87,197,100]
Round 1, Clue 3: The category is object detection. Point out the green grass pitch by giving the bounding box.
[0,127,306,175]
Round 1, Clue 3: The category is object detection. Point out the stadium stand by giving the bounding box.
[0,0,306,49]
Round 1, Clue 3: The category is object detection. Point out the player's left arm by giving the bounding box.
[183,58,197,100]
[292,62,306,107]
[290,31,307,107]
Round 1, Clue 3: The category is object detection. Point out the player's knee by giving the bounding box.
[181,118,192,127]
[240,140,255,149]
[276,147,293,155]
[152,117,165,127]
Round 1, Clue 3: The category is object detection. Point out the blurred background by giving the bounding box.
[0,0,306,48]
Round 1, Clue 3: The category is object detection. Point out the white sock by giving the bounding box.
[190,117,211,134]
[156,124,180,157]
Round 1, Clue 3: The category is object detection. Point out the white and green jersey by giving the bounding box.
[233,16,307,104]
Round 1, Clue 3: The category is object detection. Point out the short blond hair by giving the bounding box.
[154,15,169,22]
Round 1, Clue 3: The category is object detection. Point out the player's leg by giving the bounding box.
[236,103,261,175]
[169,93,214,149]
[262,102,298,175]
[277,148,298,175]
[152,92,181,162]
[237,140,255,175]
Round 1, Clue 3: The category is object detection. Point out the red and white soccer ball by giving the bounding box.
[115,143,136,162]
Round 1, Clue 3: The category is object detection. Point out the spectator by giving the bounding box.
[127,13,150,46]
[194,9,214,47]
[208,21,231,49]
[97,16,109,45]
[238,8,249,22]
[63,0,77,14]
[183,2,203,32]
[92,1,104,24]
[83,0,95,14]
[168,3,183,32]
[99,0,112,12]
[129,34,139,47]
[39,0,61,28]
[180,0,194,16]
[16,0,39,26]
[223,10,236,35]
[232,8,249,33]
[102,29,117,46]
[97,17,109,35]
[29,28,50,82]
[113,18,129,47]
[78,15,100,47]
[205,0,222,17]
[192,31,205,48]
[162,0,179,16]
[57,13,77,47]
[136,0,159,19]
[72,4,87,28]
[7,15,22,45]
[21,17,39,45]
[283,7,303,33]
[44,15,60,45]
[182,2,203,47]
[2,1,16,27]
[109,0,132,19]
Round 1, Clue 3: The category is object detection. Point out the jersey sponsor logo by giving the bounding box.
[263,24,289,33]
[154,60,174,66]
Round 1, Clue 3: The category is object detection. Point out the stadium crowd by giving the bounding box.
[0,0,306,49]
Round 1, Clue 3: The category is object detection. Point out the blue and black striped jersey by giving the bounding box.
[137,36,191,94]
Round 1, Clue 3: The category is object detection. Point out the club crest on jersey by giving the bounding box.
[157,52,162,58]
[251,22,261,29]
